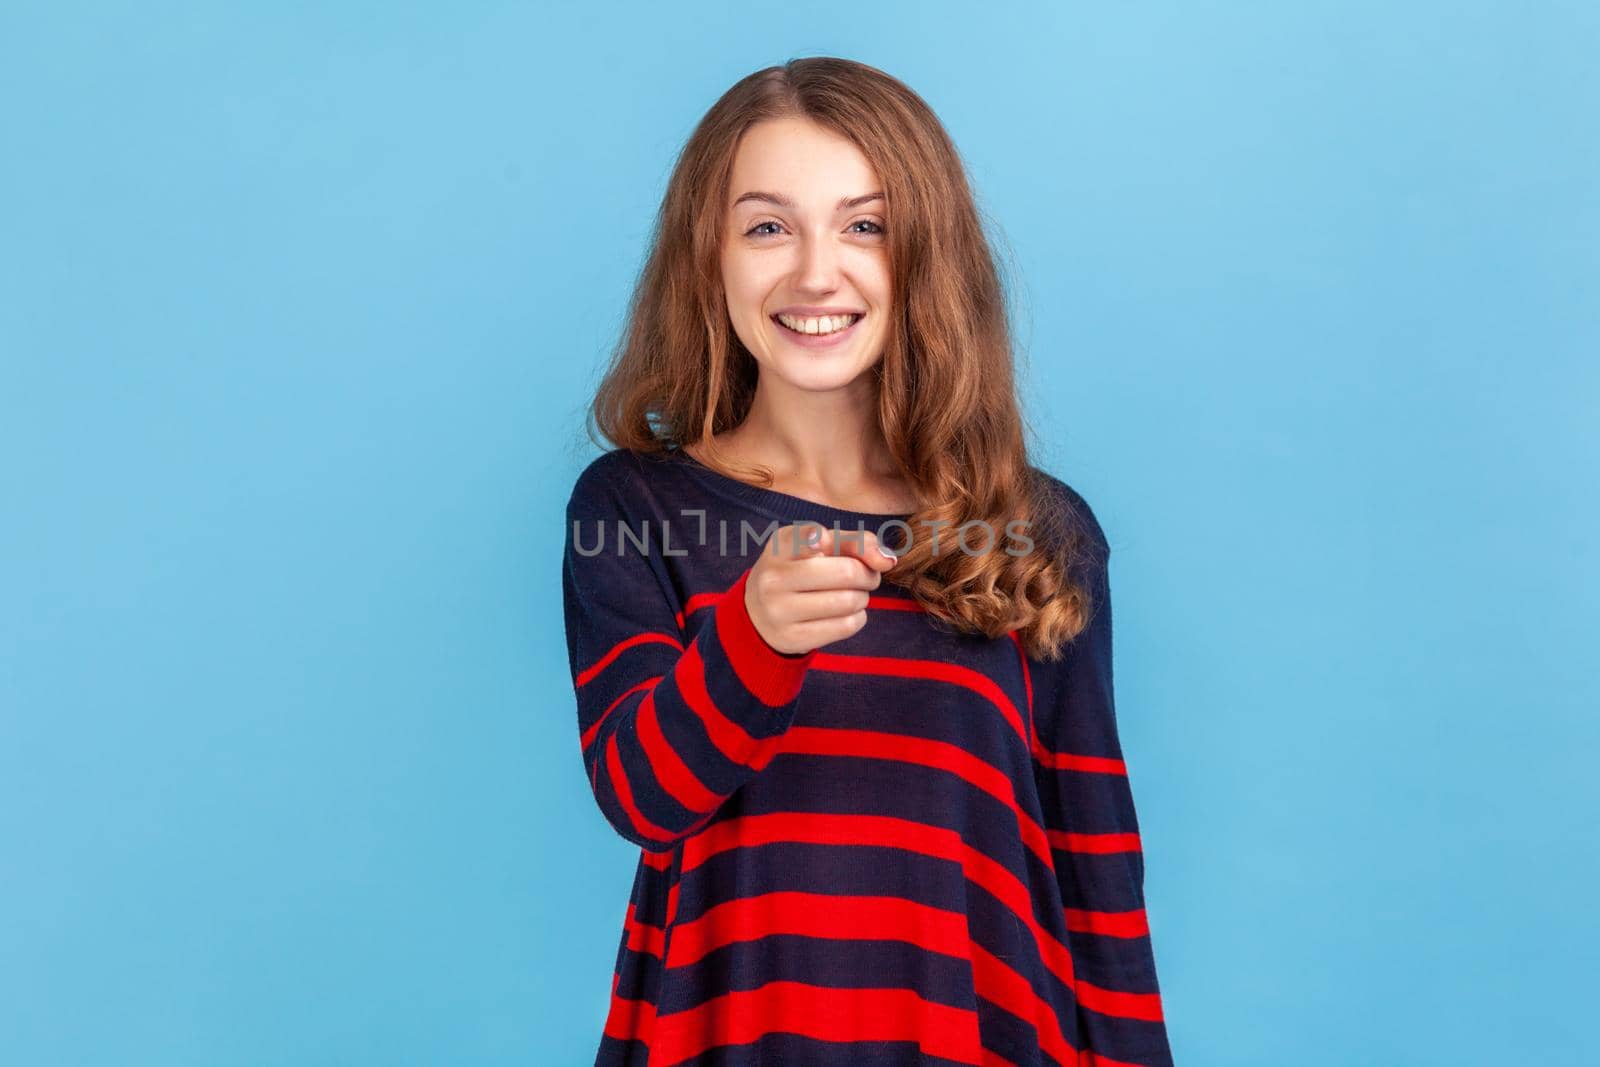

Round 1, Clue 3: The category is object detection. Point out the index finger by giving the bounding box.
[798,524,900,573]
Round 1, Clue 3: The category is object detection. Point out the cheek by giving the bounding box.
[861,260,892,302]
[718,248,747,291]
[721,262,772,311]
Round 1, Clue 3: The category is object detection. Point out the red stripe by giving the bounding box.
[713,568,815,705]
[811,652,1029,745]
[602,732,676,845]
[1080,1051,1147,1067]
[577,631,682,688]
[1065,907,1150,939]
[867,594,926,612]
[677,591,719,631]
[968,939,1080,1065]
[663,891,969,969]
[634,689,721,815]
[621,899,666,958]
[1046,830,1142,855]
[1075,979,1165,1023]
[600,985,657,1046]
[779,726,1056,871]
[651,980,987,1065]
[1036,750,1127,775]
[1007,631,1039,756]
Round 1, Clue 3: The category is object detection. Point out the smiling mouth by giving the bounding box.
[771,313,864,337]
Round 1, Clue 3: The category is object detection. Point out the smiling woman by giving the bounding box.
[565,56,1175,1067]
[721,134,889,372]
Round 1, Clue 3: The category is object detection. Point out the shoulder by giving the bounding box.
[1026,465,1109,558]
[566,446,682,518]
[570,446,646,496]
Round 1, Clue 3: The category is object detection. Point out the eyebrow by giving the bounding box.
[729,191,884,212]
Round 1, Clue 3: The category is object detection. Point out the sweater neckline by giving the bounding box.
[667,448,916,528]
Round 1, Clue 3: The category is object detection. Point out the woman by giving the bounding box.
[562,57,1174,1067]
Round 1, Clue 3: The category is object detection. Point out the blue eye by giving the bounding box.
[743,220,887,238]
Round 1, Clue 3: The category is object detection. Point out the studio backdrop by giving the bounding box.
[2,3,1594,1066]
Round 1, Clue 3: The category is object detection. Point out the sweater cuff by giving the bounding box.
[714,565,815,706]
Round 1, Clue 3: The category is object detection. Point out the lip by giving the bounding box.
[770,311,864,350]
[773,305,864,316]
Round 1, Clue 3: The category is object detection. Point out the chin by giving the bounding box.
[753,327,883,386]
[769,359,877,392]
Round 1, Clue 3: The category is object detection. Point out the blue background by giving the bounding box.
[3,2,1595,1064]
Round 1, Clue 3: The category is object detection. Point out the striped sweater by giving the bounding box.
[561,446,1174,1067]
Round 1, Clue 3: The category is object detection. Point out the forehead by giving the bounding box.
[726,117,881,210]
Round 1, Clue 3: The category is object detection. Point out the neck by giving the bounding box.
[727,373,895,485]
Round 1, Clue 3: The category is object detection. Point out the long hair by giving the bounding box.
[585,57,1099,661]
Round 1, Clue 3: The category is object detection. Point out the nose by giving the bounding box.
[794,230,841,293]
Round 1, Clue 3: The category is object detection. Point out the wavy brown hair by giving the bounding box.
[583,56,1102,661]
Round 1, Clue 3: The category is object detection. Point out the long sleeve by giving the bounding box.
[561,460,816,853]
[1028,485,1174,1067]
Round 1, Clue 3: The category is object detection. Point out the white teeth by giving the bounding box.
[776,313,861,335]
